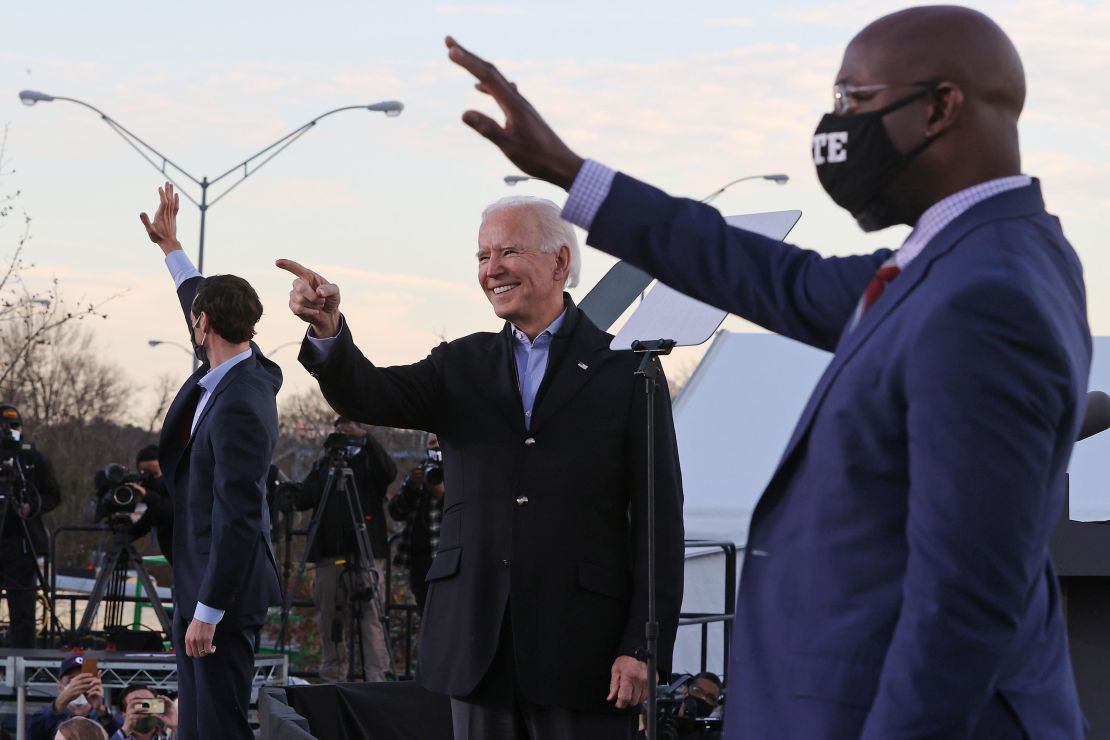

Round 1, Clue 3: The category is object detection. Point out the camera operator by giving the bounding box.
[109,684,178,740]
[387,433,445,613]
[678,672,722,721]
[125,446,174,564]
[298,417,397,682]
[0,403,61,648]
[645,672,723,740]
[29,656,121,740]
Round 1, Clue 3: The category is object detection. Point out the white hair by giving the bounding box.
[481,196,581,289]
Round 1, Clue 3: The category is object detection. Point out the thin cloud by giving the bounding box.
[705,17,755,28]
[434,4,527,17]
[314,263,479,298]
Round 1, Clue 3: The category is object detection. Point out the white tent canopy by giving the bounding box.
[670,331,1110,676]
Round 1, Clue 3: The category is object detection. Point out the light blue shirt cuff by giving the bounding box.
[562,159,617,231]
[193,602,224,625]
[165,249,202,289]
[304,316,346,361]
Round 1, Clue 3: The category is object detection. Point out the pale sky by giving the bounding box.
[1,0,1107,421]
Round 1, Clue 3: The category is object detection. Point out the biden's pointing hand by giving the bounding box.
[275,259,342,339]
[446,36,584,190]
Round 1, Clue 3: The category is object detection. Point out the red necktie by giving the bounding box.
[861,264,902,314]
[178,385,202,446]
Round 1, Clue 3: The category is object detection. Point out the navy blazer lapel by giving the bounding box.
[768,182,1048,482]
[160,367,207,466]
[530,303,615,435]
[487,327,529,433]
[190,350,259,436]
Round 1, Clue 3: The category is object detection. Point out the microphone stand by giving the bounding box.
[632,338,676,740]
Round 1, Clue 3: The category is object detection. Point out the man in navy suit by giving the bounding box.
[140,183,283,740]
[448,5,1089,739]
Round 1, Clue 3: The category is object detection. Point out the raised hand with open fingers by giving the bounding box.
[445,36,584,189]
[139,181,182,255]
[275,258,342,338]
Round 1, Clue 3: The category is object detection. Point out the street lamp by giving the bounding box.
[699,173,788,204]
[147,339,192,356]
[19,90,404,275]
[503,172,789,203]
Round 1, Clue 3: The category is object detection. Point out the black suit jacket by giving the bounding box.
[1,446,61,553]
[300,297,684,712]
[159,276,283,622]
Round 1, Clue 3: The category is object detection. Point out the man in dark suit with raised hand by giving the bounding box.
[446,6,1090,739]
[278,195,684,740]
[140,182,283,740]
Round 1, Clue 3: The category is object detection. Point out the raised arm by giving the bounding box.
[140,182,202,327]
[277,258,446,431]
[444,38,882,349]
[140,182,182,259]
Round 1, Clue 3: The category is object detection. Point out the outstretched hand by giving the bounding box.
[139,181,182,255]
[275,258,342,338]
[446,36,584,190]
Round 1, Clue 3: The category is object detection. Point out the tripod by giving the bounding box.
[276,456,394,679]
[337,558,386,681]
[76,519,172,638]
[0,457,64,645]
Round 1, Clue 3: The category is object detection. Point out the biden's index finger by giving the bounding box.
[275,258,322,285]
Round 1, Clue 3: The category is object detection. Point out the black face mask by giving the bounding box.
[189,314,208,366]
[682,695,715,718]
[812,84,940,232]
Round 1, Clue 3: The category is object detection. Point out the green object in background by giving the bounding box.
[133,555,170,630]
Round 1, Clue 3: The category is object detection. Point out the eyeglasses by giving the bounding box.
[687,682,720,706]
[832,80,938,115]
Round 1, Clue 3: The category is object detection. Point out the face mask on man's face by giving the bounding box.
[189,314,208,366]
[812,84,941,231]
[682,695,715,718]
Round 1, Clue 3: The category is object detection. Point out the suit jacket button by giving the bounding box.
[515,495,529,506]
[500,559,510,567]
[524,437,536,446]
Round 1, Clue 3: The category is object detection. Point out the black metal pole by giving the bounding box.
[632,338,675,740]
[644,362,660,740]
[193,178,208,372]
[198,177,208,275]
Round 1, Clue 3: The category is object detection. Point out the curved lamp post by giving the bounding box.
[504,172,789,203]
[699,173,788,203]
[19,90,403,275]
[147,339,192,356]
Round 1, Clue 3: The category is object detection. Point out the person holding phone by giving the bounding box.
[30,656,120,740]
[108,685,178,740]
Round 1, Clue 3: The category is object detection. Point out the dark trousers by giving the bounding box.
[173,609,264,740]
[0,537,38,648]
[451,609,636,740]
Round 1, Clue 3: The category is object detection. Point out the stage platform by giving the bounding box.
[0,648,288,740]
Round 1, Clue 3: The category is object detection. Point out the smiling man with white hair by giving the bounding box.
[279,195,684,740]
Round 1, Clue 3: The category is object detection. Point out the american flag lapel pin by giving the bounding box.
[577,361,589,370]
